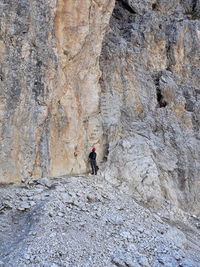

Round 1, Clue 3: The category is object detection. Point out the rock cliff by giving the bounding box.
[0,1,200,265]
[0,0,114,182]
[100,0,200,213]
[0,0,200,214]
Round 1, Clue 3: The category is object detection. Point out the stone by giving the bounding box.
[120,231,133,239]
[156,254,178,267]
[17,202,31,211]
[111,257,128,267]
[58,212,64,217]
[24,254,31,260]
[112,253,141,267]
[0,0,115,184]
[36,178,54,188]
[0,176,200,267]
[107,215,124,225]
[179,258,199,267]
[137,256,150,267]
[137,226,144,233]
[0,0,200,265]
[100,0,200,212]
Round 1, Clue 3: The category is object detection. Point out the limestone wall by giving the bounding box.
[100,0,200,212]
[0,0,115,183]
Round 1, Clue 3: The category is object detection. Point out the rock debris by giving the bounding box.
[0,175,200,267]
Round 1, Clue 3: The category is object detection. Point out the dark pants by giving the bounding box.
[90,160,97,175]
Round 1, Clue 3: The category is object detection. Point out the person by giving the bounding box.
[89,147,97,175]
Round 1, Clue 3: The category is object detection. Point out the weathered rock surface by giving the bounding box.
[0,175,200,267]
[0,0,200,215]
[100,0,200,213]
[1,0,200,265]
[0,0,115,183]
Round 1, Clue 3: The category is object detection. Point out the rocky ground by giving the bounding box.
[0,174,200,267]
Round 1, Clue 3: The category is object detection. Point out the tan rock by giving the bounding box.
[0,0,115,183]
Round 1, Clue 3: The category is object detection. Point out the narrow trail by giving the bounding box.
[0,174,200,267]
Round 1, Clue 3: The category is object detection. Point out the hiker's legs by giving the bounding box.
[90,160,95,174]
[93,160,97,175]
[90,160,97,175]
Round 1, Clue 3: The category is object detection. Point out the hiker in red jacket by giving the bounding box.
[89,148,97,175]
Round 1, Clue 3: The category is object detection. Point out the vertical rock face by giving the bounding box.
[51,0,115,177]
[0,0,56,182]
[100,0,200,212]
[0,0,115,183]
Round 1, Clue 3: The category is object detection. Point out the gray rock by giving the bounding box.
[112,257,124,267]
[23,254,31,260]
[0,1,199,267]
[100,0,200,212]
[156,254,178,267]
[17,202,31,211]
[0,175,199,267]
[137,256,150,267]
[107,215,124,225]
[37,178,55,188]
[179,258,200,267]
